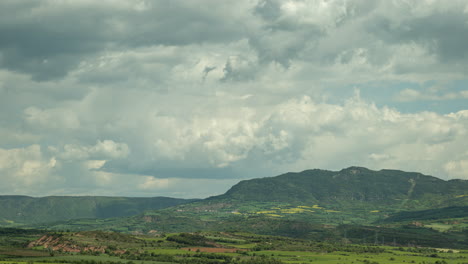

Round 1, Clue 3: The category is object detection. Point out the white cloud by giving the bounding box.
[138,176,170,190]
[444,160,468,179]
[0,145,57,192]
[280,0,348,29]
[59,140,129,161]
[90,140,130,159]
[396,87,468,102]
[255,95,468,179]
[2,93,468,197]
[86,160,106,170]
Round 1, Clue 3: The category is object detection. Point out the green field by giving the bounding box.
[1,228,467,264]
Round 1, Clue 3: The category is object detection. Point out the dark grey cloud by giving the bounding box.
[254,0,282,22]
[0,1,247,80]
[0,2,114,80]
[2,0,468,82]
[202,66,216,82]
[249,0,324,67]
[124,2,246,46]
[368,11,468,63]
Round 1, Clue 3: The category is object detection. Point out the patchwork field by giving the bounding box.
[1,228,467,264]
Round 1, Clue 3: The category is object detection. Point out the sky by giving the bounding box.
[1,0,468,198]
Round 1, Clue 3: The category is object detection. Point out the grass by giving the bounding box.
[425,223,453,232]
[252,249,467,264]
[1,229,468,264]
[230,243,257,249]
[0,262,58,264]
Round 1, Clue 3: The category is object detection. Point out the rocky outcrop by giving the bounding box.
[28,235,107,253]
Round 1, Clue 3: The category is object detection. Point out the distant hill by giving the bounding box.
[33,167,468,240]
[213,167,468,209]
[7,166,468,249]
[0,196,198,226]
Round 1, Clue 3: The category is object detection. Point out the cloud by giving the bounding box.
[58,140,129,161]
[1,0,467,86]
[368,2,468,63]
[1,1,468,197]
[396,88,468,102]
[444,159,468,180]
[2,93,468,197]
[0,145,57,193]
[81,94,468,182]
[0,1,251,80]
[221,55,259,82]
[138,176,170,190]
[24,106,80,130]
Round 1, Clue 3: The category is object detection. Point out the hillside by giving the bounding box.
[381,206,468,222]
[33,167,468,246]
[215,167,468,209]
[0,196,198,226]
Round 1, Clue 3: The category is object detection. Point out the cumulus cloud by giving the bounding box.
[91,95,468,182]
[2,94,468,197]
[1,0,468,197]
[138,176,170,190]
[58,140,129,161]
[0,145,57,193]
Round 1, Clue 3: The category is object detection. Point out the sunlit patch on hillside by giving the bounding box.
[265,214,283,217]
[255,210,276,214]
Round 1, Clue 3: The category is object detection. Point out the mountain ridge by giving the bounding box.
[213,166,466,209]
[0,196,198,226]
[2,167,467,237]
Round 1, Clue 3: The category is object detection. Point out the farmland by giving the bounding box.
[1,228,468,264]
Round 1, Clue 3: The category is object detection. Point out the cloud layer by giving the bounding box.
[1,0,468,197]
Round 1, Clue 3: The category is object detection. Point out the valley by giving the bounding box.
[1,228,468,264]
[0,167,467,263]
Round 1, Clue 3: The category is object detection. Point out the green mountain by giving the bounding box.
[381,206,468,222]
[34,167,468,243]
[0,196,198,226]
[216,166,468,208]
[22,167,467,248]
